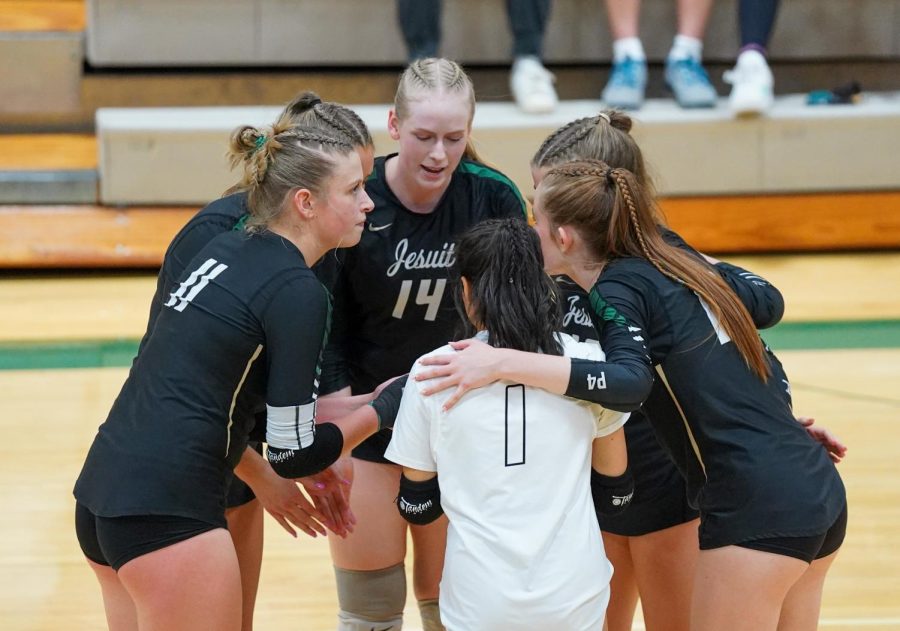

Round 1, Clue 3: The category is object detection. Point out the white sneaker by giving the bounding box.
[724,50,774,117]
[510,56,558,114]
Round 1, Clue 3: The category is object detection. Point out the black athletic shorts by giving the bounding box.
[224,441,263,508]
[351,429,393,464]
[599,414,699,536]
[75,503,224,571]
[600,471,699,536]
[736,502,848,563]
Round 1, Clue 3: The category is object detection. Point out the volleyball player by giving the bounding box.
[416,160,847,631]
[320,57,527,631]
[386,218,629,630]
[136,91,377,631]
[73,124,405,631]
[530,109,788,631]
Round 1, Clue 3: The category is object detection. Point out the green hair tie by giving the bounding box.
[253,135,267,152]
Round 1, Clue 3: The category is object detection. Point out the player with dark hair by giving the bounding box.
[387,218,629,629]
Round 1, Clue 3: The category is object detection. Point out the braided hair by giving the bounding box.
[394,57,482,162]
[452,218,563,356]
[276,90,373,151]
[532,109,658,204]
[227,123,355,232]
[540,160,770,380]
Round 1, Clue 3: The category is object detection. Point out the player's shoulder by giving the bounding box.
[457,159,519,191]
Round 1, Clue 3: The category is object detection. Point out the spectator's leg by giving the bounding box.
[506,0,552,59]
[726,0,779,115]
[397,0,442,61]
[666,0,717,108]
[739,0,780,52]
[507,0,557,113]
[601,0,647,110]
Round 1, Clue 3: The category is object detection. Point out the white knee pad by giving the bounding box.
[335,564,406,631]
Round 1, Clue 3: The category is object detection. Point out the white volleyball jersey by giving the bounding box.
[386,333,628,630]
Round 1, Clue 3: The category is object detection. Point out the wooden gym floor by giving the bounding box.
[1,252,899,631]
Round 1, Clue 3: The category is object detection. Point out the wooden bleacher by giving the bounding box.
[1,0,898,268]
[0,1,84,114]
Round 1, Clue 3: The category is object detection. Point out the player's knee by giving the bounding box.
[417,598,445,631]
[335,564,406,630]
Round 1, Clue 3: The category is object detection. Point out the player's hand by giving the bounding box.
[416,338,505,411]
[797,416,847,464]
[252,466,330,538]
[298,462,355,537]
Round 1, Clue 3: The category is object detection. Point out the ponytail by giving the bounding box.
[542,160,770,380]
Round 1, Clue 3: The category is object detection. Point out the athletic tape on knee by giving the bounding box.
[335,564,406,629]
[417,598,445,631]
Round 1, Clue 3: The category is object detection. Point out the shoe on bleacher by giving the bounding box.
[665,57,717,108]
[510,57,558,114]
[724,50,774,116]
[602,58,647,110]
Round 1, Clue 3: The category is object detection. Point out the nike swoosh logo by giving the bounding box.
[368,223,392,232]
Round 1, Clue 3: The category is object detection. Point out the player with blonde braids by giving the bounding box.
[321,57,527,631]
[416,160,848,631]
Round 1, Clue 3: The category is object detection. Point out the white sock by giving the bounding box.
[668,34,703,61]
[612,37,645,63]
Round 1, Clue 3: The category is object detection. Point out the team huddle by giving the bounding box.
[73,58,847,631]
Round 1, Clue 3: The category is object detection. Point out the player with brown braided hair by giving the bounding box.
[530,109,806,631]
[134,91,376,631]
[415,160,847,631]
[73,124,405,631]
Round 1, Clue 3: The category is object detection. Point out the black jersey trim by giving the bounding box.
[655,365,708,479]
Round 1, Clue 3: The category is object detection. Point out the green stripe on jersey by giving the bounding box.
[458,160,527,217]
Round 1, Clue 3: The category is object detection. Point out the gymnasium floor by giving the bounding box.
[1,252,899,631]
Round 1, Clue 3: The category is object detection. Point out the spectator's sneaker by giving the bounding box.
[665,57,717,108]
[724,49,774,116]
[602,57,647,110]
[510,57,558,114]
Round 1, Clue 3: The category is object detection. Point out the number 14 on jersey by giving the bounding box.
[392,279,447,321]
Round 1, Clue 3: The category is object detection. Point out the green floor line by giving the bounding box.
[0,340,139,371]
[1,320,899,371]
[761,320,900,350]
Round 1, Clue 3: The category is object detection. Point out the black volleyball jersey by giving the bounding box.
[139,192,249,355]
[74,230,330,522]
[325,155,526,460]
[138,190,342,444]
[556,275,682,522]
[557,230,788,526]
[583,257,845,547]
[327,155,527,394]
